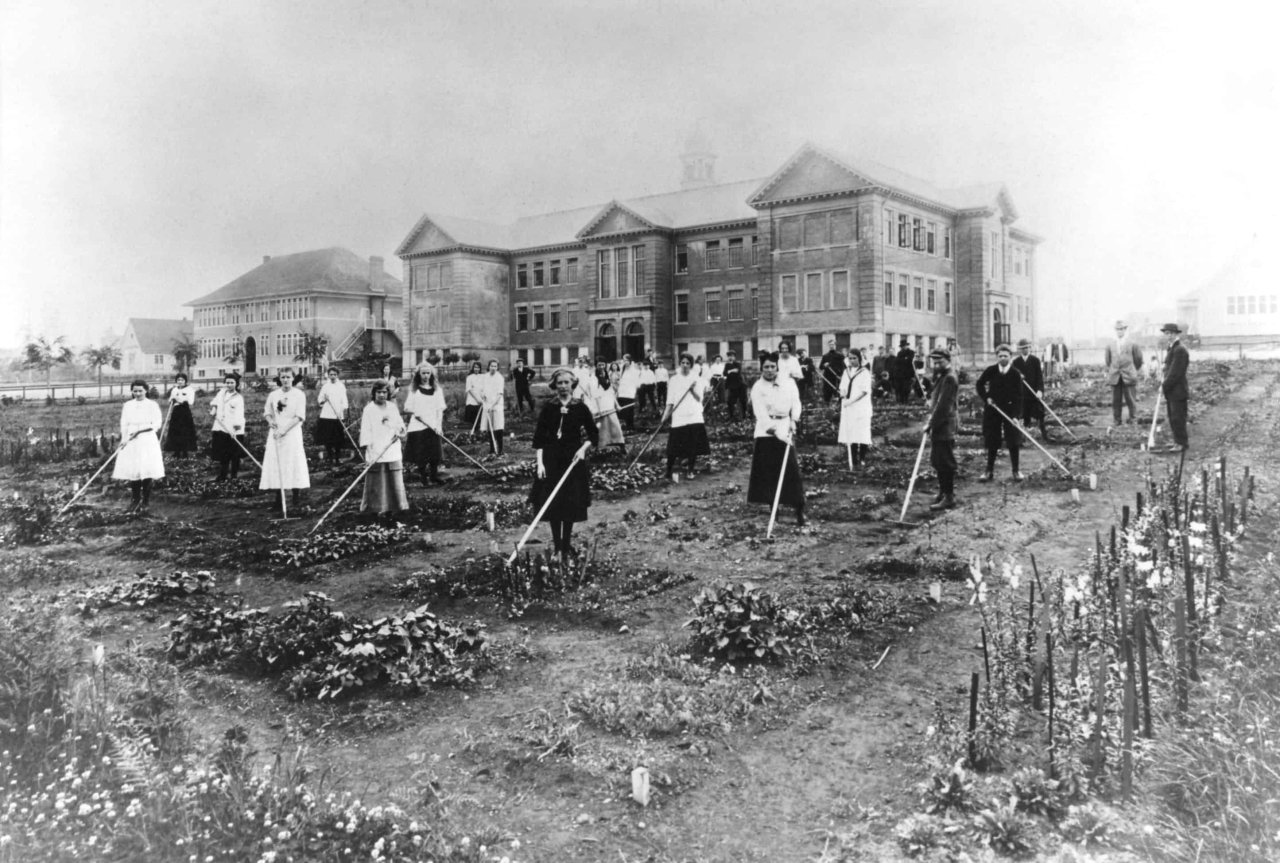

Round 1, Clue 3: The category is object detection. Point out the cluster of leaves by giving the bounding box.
[268,523,412,570]
[395,550,617,618]
[568,644,783,737]
[166,592,487,700]
[71,570,216,616]
[591,463,666,495]
[158,471,261,499]
[684,582,895,665]
[396,496,530,531]
[0,491,63,545]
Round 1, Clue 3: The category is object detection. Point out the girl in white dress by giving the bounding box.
[260,368,310,512]
[838,349,873,468]
[209,372,246,480]
[463,361,484,432]
[478,359,507,457]
[113,380,165,512]
[403,362,446,485]
[359,380,409,513]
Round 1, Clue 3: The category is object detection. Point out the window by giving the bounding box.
[533,305,546,331]
[597,250,613,298]
[913,277,923,310]
[944,281,953,315]
[566,302,579,329]
[778,217,802,250]
[991,231,999,278]
[633,246,645,294]
[675,244,688,274]
[898,274,909,307]
[1248,295,1258,314]
[516,264,528,290]
[533,348,544,366]
[548,347,561,366]
[567,345,579,363]
[780,275,799,312]
[926,222,936,255]
[804,273,824,311]
[1227,297,1236,315]
[154,354,164,365]
[705,240,722,270]
[727,287,745,320]
[675,292,689,324]
[705,289,722,322]
[517,349,528,364]
[615,247,630,297]
[898,213,909,248]
[945,229,952,260]
[883,210,893,244]
[566,257,579,283]
[831,210,854,245]
[751,287,759,320]
[1272,295,1278,314]
[751,235,761,266]
[549,304,561,330]
[515,305,528,332]
[884,271,894,306]
[1025,299,1032,321]
[728,237,744,268]
[550,259,561,286]
[831,270,850,309]
[803,213,827,247]
[927,279,937,312]
[533,261,545,288]
[913,217,924,251]
[728,339,744,359]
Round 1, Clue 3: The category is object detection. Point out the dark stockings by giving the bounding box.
[488,430,505,456]
[128,479,153,510]
[549,520,576,555]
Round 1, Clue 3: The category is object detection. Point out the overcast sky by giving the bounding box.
[1,0,1275,350]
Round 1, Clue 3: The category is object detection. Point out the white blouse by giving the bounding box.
[359,401,405,463]
[209,390,245,434]
[167,385,196,406]
[751,377,802,439]
[666,371,705,428]
[317,380,349,419]
[403,387,444,433]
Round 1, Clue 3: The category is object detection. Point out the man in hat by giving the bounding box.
[975,344,1026,481]
[926,347,959,510]
[819,339,846,405]
[1156,323,1190,452]
[893,338,917,404]
[1012,339,1048,440]
[1104,320,1143,426]
[512,358,537,415]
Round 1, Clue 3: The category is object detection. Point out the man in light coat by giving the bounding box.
[1103,320,1143,426]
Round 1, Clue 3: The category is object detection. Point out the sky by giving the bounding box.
[1,0,1276,350]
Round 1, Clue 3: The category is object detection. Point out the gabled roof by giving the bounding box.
[123,318,193,354]
[186,248,403,306]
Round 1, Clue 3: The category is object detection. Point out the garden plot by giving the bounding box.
[1,361,1278,862]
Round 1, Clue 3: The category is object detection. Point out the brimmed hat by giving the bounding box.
[1160,322,1182,334]
[1017,338,1032,348]
[1114,320,1128,329]
[928,348,951,361]
[899,338,909,347]
[996,343,1013,354]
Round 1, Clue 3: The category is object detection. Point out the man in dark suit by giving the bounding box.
[819,340,846,405]
[1012,338,1048,440]
[894,339,916,404]
[1157,323,1190,452]
[926,347,960,510]
[975,344,1026,482]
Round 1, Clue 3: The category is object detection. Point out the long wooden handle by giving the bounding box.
[508,451,585,564]
[897,430,929,523]
[766,437,793,540]
[309,435,401,534]
[987,401,1072,476]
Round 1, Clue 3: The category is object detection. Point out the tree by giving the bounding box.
[22,336,74,384]
[171,336,199,375]
[80,344,122,388]
[295,328,330,373]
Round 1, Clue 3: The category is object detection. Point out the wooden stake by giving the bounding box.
[1046,632,1056,777]
[1181,534,1199,681]
[980,627,991,683]
[967,672,980,768]
[1136,606,1152,739]
[1174,597,1189,716]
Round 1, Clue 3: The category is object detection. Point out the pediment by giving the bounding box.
[396,215,457,256]
[577,201,659,239]
[751,148,873,206]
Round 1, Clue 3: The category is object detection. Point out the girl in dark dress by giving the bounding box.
[529,368,598,559]
[164,373,198,457]
[747,353,806,526]
[403,363,445,485]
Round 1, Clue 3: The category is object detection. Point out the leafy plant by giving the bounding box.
[685,582,810,663]
[1009,766,1064,819]
[921,760,976,814]
[974,804,1037,857]
[72,570,216,615]
[893,812,949,857]
[269,523,412,569]
[1059,802,1114,847]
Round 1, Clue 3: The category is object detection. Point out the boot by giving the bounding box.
[795,505,806,527]
[128,482,142,513]
[930,491,945,505]
[930,494,956,511]
[139,480,152,512]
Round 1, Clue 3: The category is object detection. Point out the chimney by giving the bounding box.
[263,255,272,264]
[369,256,385,293]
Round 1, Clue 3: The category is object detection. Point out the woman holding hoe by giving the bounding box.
[529,368,597,559]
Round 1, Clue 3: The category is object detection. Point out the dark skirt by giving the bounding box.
[464,404,480,430]
[315,417,347,449]
[528,448,591,523]
[404,428,442,466]
[747,436,805,508]
[361,462,409,513]
[210,430,246,463]
[667,423,711,459]
[165,403,197,453]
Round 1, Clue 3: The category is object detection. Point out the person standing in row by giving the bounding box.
[359,380,409,514]
[776,342,803,391]
[1157,323,1190,453]
[209,372,246,481]
[926,348,960,510]
[654,360,669,407]
[976,344,1025,482]
[1012,339,1048,441]
[838,349,872,468]
[378,362,400,401]
[114,380,165,512]
[261,368,310,513]
[530,368,598,559]
[747,353,805,526]
[663,354,710,480]
[463,360,484,431]
[637,361,657,417]
[479,359,507,457]
[512,358,537,415]
[596,363,627,450]
[894,339,916,404]
[722,350,748,420]
[617,357,640,431]
[316,367,350,464]
[403,362,445,485]
[820,340,846,406]
[707,355,726,404]
[797,349,816,402]
[1104,320,1143,426]
[164,373,198,459]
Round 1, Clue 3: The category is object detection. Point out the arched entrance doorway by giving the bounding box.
[595,322,618,363]
[244,337,257,374]
[623,321,645,360]
[992,307,1010,350]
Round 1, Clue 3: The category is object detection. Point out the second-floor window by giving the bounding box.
[515,305,528,332]
[550,259,561,285]
[566,257,579,283]
[675,292,689,324]
[705,240,723,270]
[533,262,545,288]
[676,244,689,275]
[517,264,528,290]
[727,287,745,320]
[728,237,744,268]
[705,289,722,322]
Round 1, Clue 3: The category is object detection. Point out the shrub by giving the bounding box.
[921,760,976,814]
[0,492,62,545]
[72,570,216,615]
[974,805,1037,858]
[1010,766,1064,819]
[268,523,413,570]
[894,812,949,857]
[685,582,810,663]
